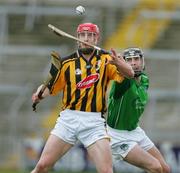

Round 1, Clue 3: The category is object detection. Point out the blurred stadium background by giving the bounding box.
[0,0,180,173]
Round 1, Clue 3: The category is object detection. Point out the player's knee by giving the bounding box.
[98,164,113,173]
[162,163,171,173]
[35,161,51,173]
[149,161,162,173]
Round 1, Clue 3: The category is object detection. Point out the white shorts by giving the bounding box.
[51,109,109,148]
[107,126,154,160]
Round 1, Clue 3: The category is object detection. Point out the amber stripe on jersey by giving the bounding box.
[70,57,81,110]
[49,49,124,113]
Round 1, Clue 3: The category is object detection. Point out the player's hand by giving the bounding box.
[32,93,40,104]
[109,48,134,78]
[32,85,44,103]
[32,85,45,112]
[109,48,125,66]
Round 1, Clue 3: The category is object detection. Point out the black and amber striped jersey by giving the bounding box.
[49,49,124,113]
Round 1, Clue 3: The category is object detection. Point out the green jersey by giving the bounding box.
[107,73,149,131]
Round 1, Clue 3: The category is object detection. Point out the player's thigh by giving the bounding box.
[124,144,159,169]
[87,138,112,167]
[39,134,73,166]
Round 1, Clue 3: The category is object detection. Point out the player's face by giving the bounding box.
[77,31,98,48]
[125,56,143,71]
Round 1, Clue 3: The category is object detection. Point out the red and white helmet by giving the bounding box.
[77,23,100,36]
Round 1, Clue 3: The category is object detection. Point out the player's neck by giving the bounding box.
[80,48,96,61]
[135,76,141,83]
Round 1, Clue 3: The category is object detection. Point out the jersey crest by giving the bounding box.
[120,143,129,151]
[76,73,99,89]
[75,68,82,75]
[132,97,146,112]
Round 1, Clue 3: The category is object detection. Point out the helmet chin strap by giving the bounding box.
[134,62,144,77]
[79,47,95,54]
[134,57,145,77]
[134,70,143,77]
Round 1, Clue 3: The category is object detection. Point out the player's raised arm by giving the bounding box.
[32,51,62,111]
[109,48,134,78]
[32,84,50,102]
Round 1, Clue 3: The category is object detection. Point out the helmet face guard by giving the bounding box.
[123,48,145,77]
[76,23,100,49]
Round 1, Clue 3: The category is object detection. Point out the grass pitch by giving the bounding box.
[0,170,97,173]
